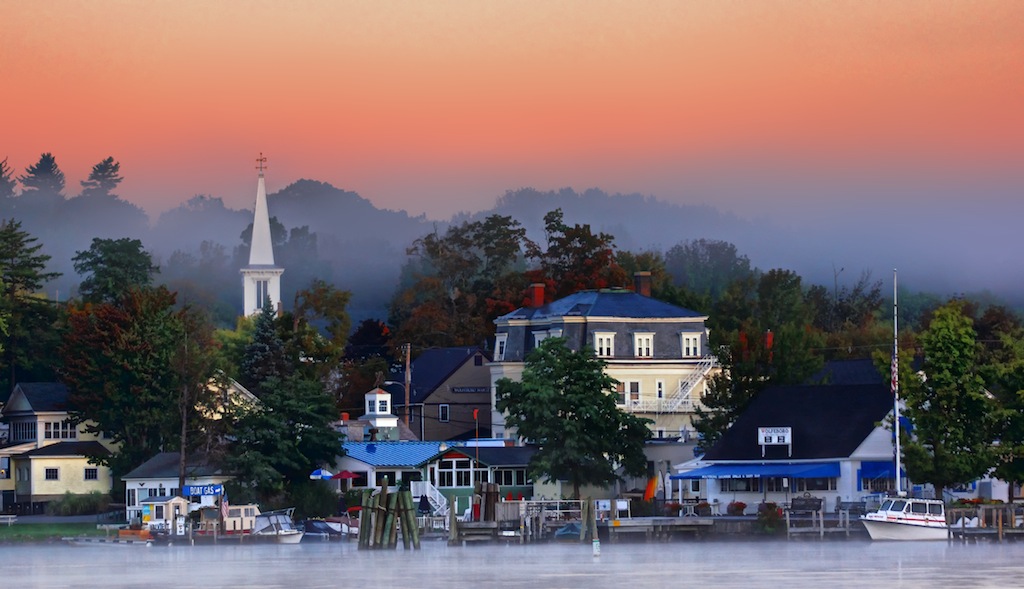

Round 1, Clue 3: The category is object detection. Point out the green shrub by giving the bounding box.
[46,491,110,516]
[756,502,783,534]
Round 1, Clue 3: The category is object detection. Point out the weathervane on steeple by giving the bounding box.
[256,152,268,176]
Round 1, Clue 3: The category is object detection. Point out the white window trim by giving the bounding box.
[681,333,701,358]
[494,333,508,361]
[594,332,615,358]
[439,404,450,423]
[633,332,654,358]
[534,330,549,347]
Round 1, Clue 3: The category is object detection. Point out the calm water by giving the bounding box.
[7,538,1024,588]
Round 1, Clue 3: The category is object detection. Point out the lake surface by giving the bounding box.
[8,538,1024,588]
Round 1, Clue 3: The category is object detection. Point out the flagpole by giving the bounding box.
[893,269,903,497]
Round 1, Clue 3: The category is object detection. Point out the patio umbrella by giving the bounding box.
[331,470,358,480]
[309,468,334,480]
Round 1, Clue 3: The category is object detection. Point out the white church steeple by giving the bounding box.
[240,153,284,316]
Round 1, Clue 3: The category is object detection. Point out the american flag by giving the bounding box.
[891,352,898,396]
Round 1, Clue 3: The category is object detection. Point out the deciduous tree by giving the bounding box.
[62,287,193,478]
[496,337,651,499]
[72,237,158,304]
[900,300,1003,499]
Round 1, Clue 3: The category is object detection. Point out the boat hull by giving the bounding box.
[274,530,304,544]
[860,518,948,541]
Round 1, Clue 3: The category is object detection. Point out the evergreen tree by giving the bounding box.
[240,299,289,393]
[0,220,61,392]
[0,157,16,200]
[496,337,651,499]
[18,153,65,198]
[79,156,123,198]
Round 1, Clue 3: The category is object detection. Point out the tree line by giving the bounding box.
[3,153,1023,505]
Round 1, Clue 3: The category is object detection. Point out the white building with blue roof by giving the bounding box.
[489,274,716,440]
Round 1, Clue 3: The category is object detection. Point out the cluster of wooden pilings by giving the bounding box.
[356,486,420,550]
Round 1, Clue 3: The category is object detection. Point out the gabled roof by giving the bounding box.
[497,289,704,322]
[390,347,490,404]
[806,358,885,386]
[19,441,110,458]
[702,383,892,461]
[341,441,444,467]
[3,382,70,414]
[437,445,537,467]
[122,452,227,480]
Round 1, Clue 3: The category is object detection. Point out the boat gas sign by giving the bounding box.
[182,484,223,496]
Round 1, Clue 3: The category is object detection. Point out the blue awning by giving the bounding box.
[671,462,840,480]
[858,460,903,479]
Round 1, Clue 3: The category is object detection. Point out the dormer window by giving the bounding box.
[681,334,701,357]
[533,330,549,347]
[594,332,615,357]
[634,333,654,358]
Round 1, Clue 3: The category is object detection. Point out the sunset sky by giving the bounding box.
[2,0,1021,220]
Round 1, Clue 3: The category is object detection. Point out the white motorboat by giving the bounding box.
[860,497,948,541]
[252,508,305,544]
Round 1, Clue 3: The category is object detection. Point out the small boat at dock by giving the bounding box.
[860,497,948,541]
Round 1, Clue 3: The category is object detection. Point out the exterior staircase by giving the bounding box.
[626,355,716,413]
[410,481,449,516]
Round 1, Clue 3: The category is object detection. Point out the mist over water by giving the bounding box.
[8,540,1024,588]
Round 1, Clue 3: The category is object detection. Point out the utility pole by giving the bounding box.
[403,343,411,427]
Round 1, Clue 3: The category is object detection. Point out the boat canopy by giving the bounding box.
[671,462,839,480]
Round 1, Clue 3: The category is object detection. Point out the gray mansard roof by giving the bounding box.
[496,288,704,322]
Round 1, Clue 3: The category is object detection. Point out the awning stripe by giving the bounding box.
[670,462,839,480]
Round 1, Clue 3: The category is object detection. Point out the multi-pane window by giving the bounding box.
[493,468,529,486]
[437,458,486,488]
[439,404,450,423]
[127,489,137,507]
[378,400,388,413]
[534,331,548,347]
[594,333,615,357]
[626,381,640,403]
[720,477,759,492]
[795,477,837,492]
[634,333,654,357]
[44,420,77,440]
[682,334,701,357]
[656,381,665,399]
[45,468,59,481]
[84,468,98,481]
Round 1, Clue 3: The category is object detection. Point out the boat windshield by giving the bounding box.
[890,500,908,512]
[879,499,894,511]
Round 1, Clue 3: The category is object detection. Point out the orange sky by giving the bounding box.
[2,0,1021,219]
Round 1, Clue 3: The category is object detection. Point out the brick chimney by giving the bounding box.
[529,283,545,307]
[634,271,652,297]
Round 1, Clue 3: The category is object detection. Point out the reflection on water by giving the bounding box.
[8,539,1024,589]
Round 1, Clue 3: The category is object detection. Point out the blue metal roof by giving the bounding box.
[498,289,704,322]
[341,441,444,467]
[671,461,839,480]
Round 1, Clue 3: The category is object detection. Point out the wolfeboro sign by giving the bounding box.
[182,484,223,497]
[757,426,792,457]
